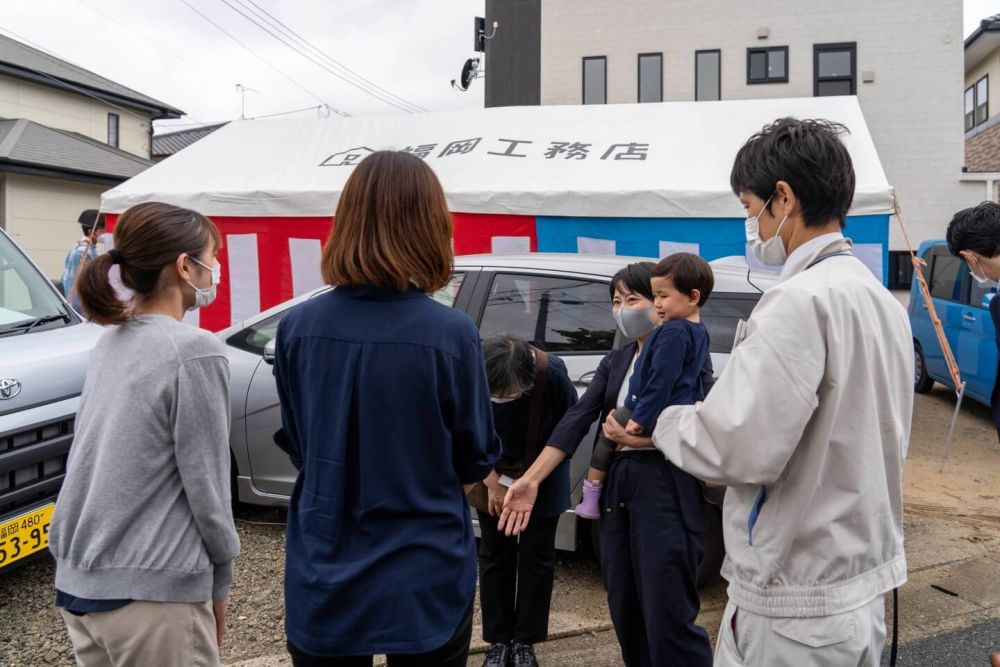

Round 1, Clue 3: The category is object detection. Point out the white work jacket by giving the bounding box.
[653,234,913,617]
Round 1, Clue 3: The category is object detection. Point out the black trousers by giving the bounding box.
[600,451,713,667]
[478,513,560,645]
[286,600,473,667]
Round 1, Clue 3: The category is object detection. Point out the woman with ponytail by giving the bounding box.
[49,202,240,667]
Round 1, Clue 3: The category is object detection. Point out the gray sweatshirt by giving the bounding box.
[50,314,240,602]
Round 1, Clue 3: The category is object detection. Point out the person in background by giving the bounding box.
[49,202,238,667]
[61,209,105,312]
[478,335,577,667]
[272,151,499,667]
[946,201,1000,441]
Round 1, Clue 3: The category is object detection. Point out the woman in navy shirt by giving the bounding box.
[273,151,500,666]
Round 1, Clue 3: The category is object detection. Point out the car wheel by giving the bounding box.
[697,504,725,589]
[914,342,934,394]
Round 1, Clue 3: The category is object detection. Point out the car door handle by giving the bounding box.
[577,370,597,386]
[921,303,928,310]
[963,313,977,322]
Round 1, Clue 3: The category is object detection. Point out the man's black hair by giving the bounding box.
[78,209,106,234]
[730,117,856,228]
[651,253,714,307]
[609,261,656,301]
[946,202,1000,259]
[482,335,535,396]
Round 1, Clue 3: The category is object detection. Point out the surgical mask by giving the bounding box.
[491,395,519,404]
[186,256,220,310]
[745,195,789,266]
[613,305,657,339]
[968,255,998,288]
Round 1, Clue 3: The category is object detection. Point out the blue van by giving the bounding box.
[910,240,996,404]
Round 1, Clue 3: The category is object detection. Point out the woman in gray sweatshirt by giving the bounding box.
[49,202,240,667]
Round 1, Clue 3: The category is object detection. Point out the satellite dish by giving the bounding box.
[451,58,481,91]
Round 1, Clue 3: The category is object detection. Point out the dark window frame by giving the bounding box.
[966,85,977,131]
[695,49,721,101]
[637,52,663,103]
[813,42,857,97]
[107,112,119,148]
[746,46,788,84]
[582,56,608,105]
[976,75,989,126]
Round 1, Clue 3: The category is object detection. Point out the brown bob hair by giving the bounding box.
[77,202,221,326]
[321,151,453,292]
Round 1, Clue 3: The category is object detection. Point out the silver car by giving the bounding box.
[221,254,776,584]
[0,229,103,573]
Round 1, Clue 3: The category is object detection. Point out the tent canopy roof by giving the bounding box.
[102,96,893,219]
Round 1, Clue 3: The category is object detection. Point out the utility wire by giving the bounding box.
[238,0,427,112]
[217,0,421,113]
[176,0,350,117]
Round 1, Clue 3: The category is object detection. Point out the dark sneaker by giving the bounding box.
[512,642,539,667]
[482,642,511,667]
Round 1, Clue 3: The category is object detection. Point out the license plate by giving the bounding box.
[0,503,54,569]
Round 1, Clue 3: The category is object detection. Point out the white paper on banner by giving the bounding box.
[658,241,700,259]
[227,234,260,325]
[289,238,323,296]
[578,237,616,256]
[491,236,531,254]
[853,243,883,282]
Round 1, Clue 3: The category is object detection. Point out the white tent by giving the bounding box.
[101,97,894,331]
[104,96,892,219]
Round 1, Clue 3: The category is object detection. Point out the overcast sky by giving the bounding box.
[0,0,994,134]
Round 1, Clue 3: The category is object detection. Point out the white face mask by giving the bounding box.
[745,195,789,266]
[968,255,998,288]
[186,256,220,310]
[613,305,657,339]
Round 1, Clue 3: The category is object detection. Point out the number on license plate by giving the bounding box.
[0,504,55,569]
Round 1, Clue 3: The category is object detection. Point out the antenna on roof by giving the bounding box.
[235,83,258,120]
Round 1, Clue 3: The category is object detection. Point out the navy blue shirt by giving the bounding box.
[491,354,577,517]
[55,590,131,616]
[624,320,710,431]
[273,286,500,657]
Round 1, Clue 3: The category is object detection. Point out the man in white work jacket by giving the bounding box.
[649,118,913,666]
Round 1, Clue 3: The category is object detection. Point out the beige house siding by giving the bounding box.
[3,173,105,277]
[965,45,1000,125]
[539,0,980,250]
[0,75,151,158]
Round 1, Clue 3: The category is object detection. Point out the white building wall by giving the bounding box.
[0,75,151,158]
[540,0,980,249]
[3,173,106,278]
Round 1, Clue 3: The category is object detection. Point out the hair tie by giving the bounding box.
[108,249,125,265]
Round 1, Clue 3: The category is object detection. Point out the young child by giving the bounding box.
[575,252,713,518]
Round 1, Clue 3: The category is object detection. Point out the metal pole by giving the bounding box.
[938,381,967,473]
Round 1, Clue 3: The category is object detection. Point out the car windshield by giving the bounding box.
[0,232,70,334]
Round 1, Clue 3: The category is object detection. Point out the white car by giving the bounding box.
[220,254,777,585]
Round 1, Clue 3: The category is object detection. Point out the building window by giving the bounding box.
[747,46,788,84]
[814,43,856,96]
[107,113,119,148]
[638,53,663,103]
[696,50,721,101]
[583,56,607,105]
[977,76,989,125]
[966,86,976,131]
[966,76,990,131]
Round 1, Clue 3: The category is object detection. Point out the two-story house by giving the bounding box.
[964,14,1000,201]
[484,0,980,288]
[0,33,182,276]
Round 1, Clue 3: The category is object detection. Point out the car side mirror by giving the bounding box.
[983,292,996,309]
[263,339,277,365]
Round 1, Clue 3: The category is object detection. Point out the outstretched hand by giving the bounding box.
[498,476,539,536]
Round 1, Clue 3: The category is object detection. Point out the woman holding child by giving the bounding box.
[500,255,716,667]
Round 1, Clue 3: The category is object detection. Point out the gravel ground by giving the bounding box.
[0,503,609,667]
